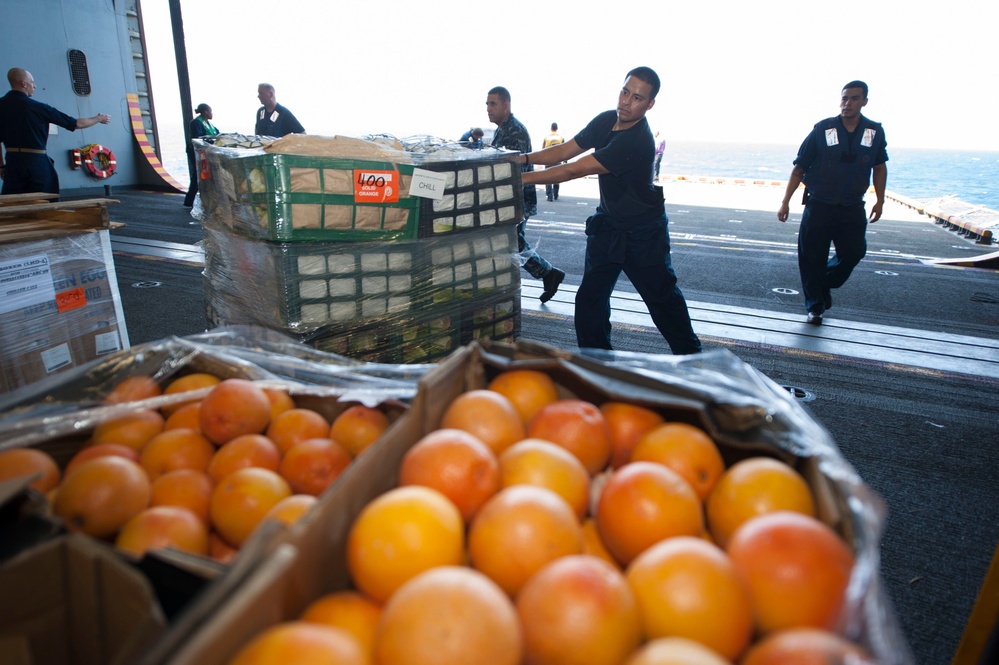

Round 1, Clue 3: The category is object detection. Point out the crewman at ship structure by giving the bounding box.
[0,68,111,199]
[778,80,888,325]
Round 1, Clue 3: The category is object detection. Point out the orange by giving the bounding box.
[199,378,272,446]
[440,389,525,456]
[624,637,733,665]
[631,422,724,501]
[625,536,753,661]
[65,443,140,475]
[740,627,876,664]
[278,438,352,496]
[398,428,500,522]
[162,372,221,415]
[207,433,281,484]
[264,494,317,526]
[53,456,151,538]
[595,461,703,566]
[105,375,161,404]
[139,428,215,481]
[263,387,296,420]
[467,485,583,597]
[115,506,209,557]
[0,447,60,493]
[266,408,332,455]
[600,401,666,469]
[329,404,390,457]
[164,402,202,431]
[581,517,619,567]
[209,467,292,547]
[209,531,238,564]
[375,566,522,665]
[346,485,464,603]
[527,399,612,475]
[516,554,642,665]
[498,438,590,520]
[726,511,855,634]
[150,469,214,524]
[300,590,382,660]
[706,457,816,548]
[227,621,367,665]
[487,369,560,426]
[90,409,165,452]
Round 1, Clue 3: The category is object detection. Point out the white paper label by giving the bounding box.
[0,254,56,315]
[825,128,839,146]
[95,331,122,355]
[40,343,73,373]
[409,169,448,200]
[862,128,876,147]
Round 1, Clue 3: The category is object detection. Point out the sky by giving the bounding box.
[140,0,999,155]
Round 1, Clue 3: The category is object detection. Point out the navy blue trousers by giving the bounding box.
[575,215,701,355]
[797,201,868,314]
[1,153,60,198]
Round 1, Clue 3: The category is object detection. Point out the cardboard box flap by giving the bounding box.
[0,476,62,566]
[0,533,166,665]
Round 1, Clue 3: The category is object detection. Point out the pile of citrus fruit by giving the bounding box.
[223,368,876,665]
[0,373,390,563]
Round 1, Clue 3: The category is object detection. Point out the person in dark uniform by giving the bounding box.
[487,86,565,303]
[459,127,484,148]
[518,67,701,355]
[254,83,304,137]
[0,68,110,198]
[778,80,888,324]
[184,103,220,207]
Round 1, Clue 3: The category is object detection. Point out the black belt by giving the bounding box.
[5,147,46,154]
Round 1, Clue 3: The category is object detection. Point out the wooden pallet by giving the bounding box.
[0,194,120,243]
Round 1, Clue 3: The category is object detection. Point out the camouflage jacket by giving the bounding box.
[492,114,537,217]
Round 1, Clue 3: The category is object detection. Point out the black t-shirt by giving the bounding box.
[574,110,661,221]
[0,90,77,150]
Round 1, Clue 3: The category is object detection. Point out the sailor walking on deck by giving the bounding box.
[0,67,110,198]
[778,80,888,324]
[487,86,566,304]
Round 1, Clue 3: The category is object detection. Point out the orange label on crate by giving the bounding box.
[55,287,87,313]
[354,170,399,203]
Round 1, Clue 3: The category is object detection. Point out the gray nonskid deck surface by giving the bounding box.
[98,189,998,665]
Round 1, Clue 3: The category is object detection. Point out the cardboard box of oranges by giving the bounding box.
[0,327,420,665]
[136,339,911,665]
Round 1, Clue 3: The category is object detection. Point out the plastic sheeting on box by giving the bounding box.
[193,134,523,243]
[472,339,912,664]
[0,229,128,394]
[0,325,430,448]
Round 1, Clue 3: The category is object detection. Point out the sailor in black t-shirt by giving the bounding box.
[519,67,701,355]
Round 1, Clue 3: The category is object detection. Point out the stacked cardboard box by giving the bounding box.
[0,330,423,665]
[133,339,911,665]
[196,137,524,363]
[0,196,128,394]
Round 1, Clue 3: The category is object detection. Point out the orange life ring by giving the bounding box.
[81,144,117,179]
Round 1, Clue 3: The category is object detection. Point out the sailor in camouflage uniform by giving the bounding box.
[486,86,565,303]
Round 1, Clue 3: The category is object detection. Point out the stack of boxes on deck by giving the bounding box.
[195,134,523,363]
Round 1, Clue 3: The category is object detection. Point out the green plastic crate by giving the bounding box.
[201,147,421,242]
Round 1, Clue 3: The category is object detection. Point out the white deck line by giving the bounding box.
[521,280,999,381]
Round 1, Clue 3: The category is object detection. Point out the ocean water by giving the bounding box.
[663,142,999,211]
[160,135,999,211]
